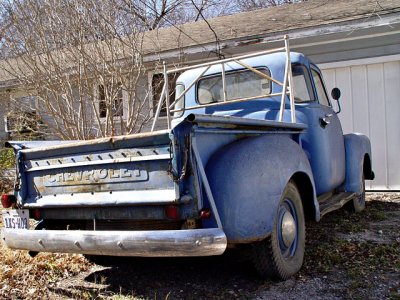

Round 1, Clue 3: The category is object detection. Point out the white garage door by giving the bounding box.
[320,55,400,190]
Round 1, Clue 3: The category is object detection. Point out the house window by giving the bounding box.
[152,73,180,117]
[5,111,39,133]
[99,84,124,118]
[5,96,40,133]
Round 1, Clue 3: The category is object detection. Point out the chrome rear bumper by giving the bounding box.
[1,228,227,257]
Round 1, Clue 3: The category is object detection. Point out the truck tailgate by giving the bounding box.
[13,130,177,208]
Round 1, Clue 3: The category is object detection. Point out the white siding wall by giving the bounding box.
[320,57,400,190]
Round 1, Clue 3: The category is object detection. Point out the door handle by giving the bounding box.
[320,114,333,128]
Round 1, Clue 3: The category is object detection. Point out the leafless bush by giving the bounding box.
[1,0,157,139]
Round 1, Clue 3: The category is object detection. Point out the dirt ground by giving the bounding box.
[1,193,399,299]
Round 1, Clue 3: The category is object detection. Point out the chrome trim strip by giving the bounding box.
[2,228,227,257]
[24,189,177,208]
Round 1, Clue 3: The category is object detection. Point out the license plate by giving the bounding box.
[2,209,30,229]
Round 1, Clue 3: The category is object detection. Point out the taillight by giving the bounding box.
[1,194,17,208]
[30,209,41,220]
[165,205,179,219]
[199,208,211,219]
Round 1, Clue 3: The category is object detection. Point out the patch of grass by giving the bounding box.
[369,210,387,221]
[340,219,365,233]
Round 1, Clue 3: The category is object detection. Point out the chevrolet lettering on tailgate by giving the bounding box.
[45,168,148,186]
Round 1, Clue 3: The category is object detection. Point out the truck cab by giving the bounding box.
[172,51,372,200]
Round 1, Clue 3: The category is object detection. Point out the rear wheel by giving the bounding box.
[251,181,305,280]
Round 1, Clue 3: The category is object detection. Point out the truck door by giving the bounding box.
[294,64,346,195]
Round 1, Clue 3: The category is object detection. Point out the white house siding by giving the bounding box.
[320,55,400,190]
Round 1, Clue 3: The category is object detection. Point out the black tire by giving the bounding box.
[349,174,366,213]
[251,181,305,280]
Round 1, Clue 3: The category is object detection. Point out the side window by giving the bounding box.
[311,69,330,106]
[292,65,315,102]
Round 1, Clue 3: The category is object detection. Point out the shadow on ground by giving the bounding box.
[84,251,266,299]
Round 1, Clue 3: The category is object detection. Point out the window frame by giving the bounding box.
[195,66,272,105]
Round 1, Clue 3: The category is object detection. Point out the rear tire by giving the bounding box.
[251,181,305,280]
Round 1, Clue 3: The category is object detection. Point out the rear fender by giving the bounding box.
[344,133,373,193]
[205,134,318,243]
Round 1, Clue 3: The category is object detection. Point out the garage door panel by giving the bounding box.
[367,64,387,189]
[383,61,400,189]
[350,66,369,136]
[322,59,399,190]
[335,67,353,133]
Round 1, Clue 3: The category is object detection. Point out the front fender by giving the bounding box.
[344,133,373,193]
[205,134,317,243]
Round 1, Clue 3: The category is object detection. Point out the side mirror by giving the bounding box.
[331,87,341,114]
[331,87,341,101]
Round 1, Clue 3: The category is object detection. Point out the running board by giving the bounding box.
[319,192,356,217]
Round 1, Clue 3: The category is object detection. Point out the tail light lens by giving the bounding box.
[30,209,41,220]
[1,194,17,208]
[165,205,179,219]
[199,208,211,219]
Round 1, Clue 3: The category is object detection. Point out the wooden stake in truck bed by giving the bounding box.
[1,36,374,280]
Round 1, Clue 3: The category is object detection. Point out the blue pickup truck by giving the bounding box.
[1,37,374,279]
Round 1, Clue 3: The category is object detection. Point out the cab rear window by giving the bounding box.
[197,68,271,104]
